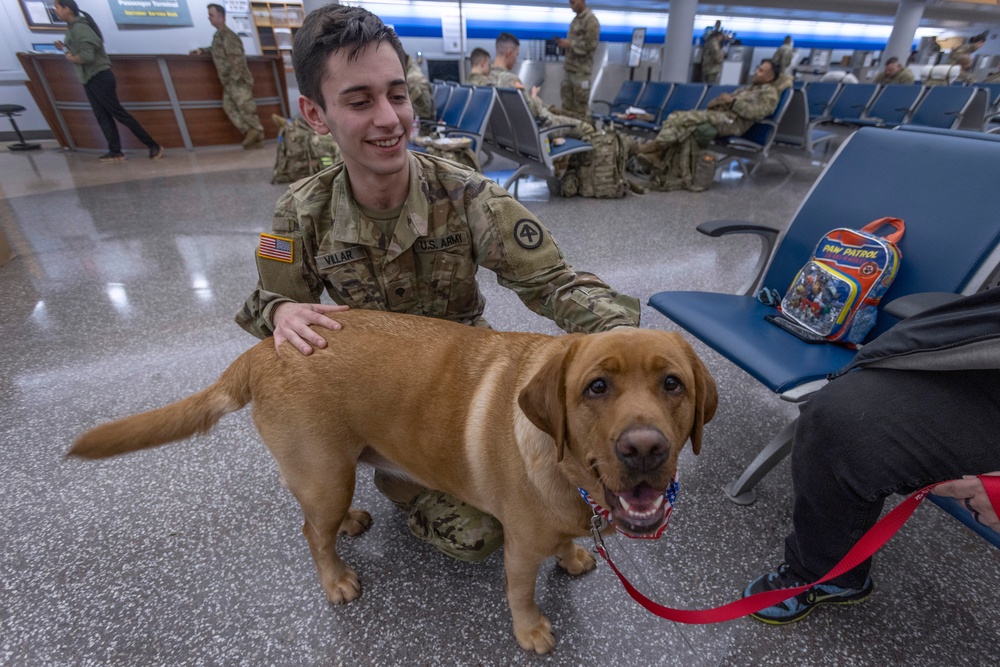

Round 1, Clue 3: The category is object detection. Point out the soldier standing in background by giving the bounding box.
[773,36,794,73]
[191,4,264,149]
[237,4,639,563]
[701,31,725,84]
[555,0,599,119]
[948,32,986,66]
[405,54,435,122]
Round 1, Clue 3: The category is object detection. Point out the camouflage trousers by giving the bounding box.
[407,490,504,562]
[223,82,264,136]
[702,67,721,84]
[560,73,592,120]
[652,109,738,148]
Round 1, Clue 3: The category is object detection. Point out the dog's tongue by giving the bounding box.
[619,483,663,507]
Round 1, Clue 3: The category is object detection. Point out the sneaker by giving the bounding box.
[743,563,874,624]
[99,152,126,162]
[149,145,164,160]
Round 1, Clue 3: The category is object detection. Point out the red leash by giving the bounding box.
[594,475,1000,624]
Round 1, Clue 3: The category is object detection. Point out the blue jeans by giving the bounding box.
[785,367,1000,589]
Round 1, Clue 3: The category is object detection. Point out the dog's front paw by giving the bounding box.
[323,567,361,604]
[514,614,555,654]
[556,542,597,576]
[338,509,372,536]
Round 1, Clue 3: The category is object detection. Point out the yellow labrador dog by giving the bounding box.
[71,310,716,653]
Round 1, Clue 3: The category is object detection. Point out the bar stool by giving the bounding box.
[0,104,41,151]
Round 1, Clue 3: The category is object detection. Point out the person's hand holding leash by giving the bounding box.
[273,302,350,355]
[933,472,1000,529]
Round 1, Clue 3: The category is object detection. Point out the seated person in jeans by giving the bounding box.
[744,289,1000,623]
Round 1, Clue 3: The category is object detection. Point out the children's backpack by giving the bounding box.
[774,217,905,348]
[271,116,341,184]
[559,129,630,198]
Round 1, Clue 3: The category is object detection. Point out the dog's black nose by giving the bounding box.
[615,427,669,472]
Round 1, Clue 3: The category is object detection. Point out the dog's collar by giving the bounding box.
[578,473,679,540]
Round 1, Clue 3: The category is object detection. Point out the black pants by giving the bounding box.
[785,367,1000,589]
[83,69,157,153]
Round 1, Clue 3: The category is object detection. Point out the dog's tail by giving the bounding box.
[68,348,255,460]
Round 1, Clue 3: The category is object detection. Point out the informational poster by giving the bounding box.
[108,0,194,27]
[18,0,67,31]
[225,0,249,13]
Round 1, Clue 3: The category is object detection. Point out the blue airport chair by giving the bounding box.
[802,82,841,121]
[621,83,706,136]
[647,127,1000,505]
[697,84,740,110]
[432,83,452,117]
[592,79,644,122]
[824,83,879,124]
[849,84,924,128]
[714,86,795,175]
[441,85,496,154]
[905,86,987,130]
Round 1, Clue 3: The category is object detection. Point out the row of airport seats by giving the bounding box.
[593,81,796,176]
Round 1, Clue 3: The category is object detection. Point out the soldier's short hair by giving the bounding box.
[470,48,491,67]
[293,5,406,111]
[885,56,900,66]
[496,32,520,57]
[207,3,225,17]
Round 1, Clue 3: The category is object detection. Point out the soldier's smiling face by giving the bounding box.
[299,42,413,185]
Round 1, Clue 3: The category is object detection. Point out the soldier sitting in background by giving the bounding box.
[873,57,915,85]
[191,4,264,149]
[405,54,435,123]
[487,32,595,139]
[467,47,492,86]
[236,4,640,563]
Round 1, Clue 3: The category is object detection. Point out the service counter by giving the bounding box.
[17,53,290,151]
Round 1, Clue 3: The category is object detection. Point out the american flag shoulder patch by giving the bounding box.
[258,233,294,263]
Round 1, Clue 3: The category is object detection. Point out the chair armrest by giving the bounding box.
[540,124,578,137]
[882,292,962,319]
[591,100,611,113]
[697,220,780,296]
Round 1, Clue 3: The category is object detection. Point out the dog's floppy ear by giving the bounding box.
[686,347,718,455]
[518,342,576,461]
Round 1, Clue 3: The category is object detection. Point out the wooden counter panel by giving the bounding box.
[167,58,226,99]
[182,108,245,145]
[110,60,171,103]
[257,103,284,139]
[34,58,89,104]
[249,61,282,98]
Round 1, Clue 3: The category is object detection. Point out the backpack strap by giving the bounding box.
[860,217,905,244]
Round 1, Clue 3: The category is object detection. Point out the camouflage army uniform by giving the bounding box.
[701,36,725,84]
[236,151,640,561]
[207,23,264,141]
[652,82,779,148]
[986,70,1000,83]
[948,43,978,64]
[561,8,600,119]
[487,65,594,140]
[773,43,794,72]
[873,68,915,85]
[467,71,490,87]
[406,57,436,122]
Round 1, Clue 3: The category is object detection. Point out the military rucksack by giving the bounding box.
[271,115,342,184]
[558,129,630,199]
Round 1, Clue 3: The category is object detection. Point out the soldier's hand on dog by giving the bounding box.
[933,472,1000,530]
[272,302,350,355]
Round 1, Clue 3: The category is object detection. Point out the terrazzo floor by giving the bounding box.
[2,139,998,666]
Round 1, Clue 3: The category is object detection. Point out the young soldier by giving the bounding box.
[873,57,915,85]
[191,4,264,149]
[555,0,600,119]
[467,47,492,86]
[236,4,639,562]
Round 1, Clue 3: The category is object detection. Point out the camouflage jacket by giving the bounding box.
[708,82,780,124]
[486,66,546,118]
[873,68,915,85]
[236,152,640,337]
[467,72,490,86]
[948,43,978,64]
[701,38,724,71]
[407,58,436,121]
[565,9,600,77]
[773,44,794,71]
[209,24,253,87]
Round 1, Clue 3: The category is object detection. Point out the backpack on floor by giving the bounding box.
[271,115,341,184]
[559,129,630,198]
[776,218,905,348]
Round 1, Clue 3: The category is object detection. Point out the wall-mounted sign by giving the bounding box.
[108,0,193,27]
[19,0,67,31]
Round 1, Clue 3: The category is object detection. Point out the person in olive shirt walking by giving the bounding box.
[191,4,265,149]
[53,0,163,162]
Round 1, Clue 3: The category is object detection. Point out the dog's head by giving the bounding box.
[518,328,717,536]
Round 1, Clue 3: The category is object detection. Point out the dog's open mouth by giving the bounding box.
[602,482,671,535]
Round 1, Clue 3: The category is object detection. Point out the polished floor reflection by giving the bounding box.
[2,141,998,666]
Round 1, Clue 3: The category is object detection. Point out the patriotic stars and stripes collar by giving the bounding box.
[578,473,679,541]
